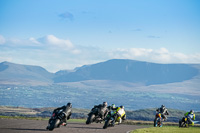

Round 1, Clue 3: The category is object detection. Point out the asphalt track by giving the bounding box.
[0,119,148,133]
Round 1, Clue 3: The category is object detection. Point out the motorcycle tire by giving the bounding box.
[179,120,188,128]
[154,119,157,127]
[179,120,183,127]
[48,119,60,131]
[103,119,112,129]
[159,120,163,127]
[86,114,95,124]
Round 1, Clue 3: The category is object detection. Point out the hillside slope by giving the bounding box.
[54,59,199,85]
[0,59,199,86]
[0,61,53,85]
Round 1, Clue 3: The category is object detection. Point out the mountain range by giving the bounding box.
[0,59,199,86]
[0,59,200,111]
[0,61,54,85]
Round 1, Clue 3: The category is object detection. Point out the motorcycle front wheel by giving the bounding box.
[103,119,112,129]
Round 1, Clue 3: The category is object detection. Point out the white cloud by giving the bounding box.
[2,37,41,47]
[38,35,74,50]
[152,52,171,63]
[129,48,153,56]
[0,35,82,72]
[109,48,153,59]
[111,47,200,64]
[29,37,40,44]
[0,35,6,44]
[1,35,78,52]
[156,47,169,54]
[0,34,200,72]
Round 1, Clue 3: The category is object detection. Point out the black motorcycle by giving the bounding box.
[46,109,67,131]
[86,107,104,124]
[103,110,116,129]
[179,116,190,128]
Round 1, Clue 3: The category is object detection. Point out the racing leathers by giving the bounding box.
[93,102,108,120]
[156,106,169,121]
[184,111,195,126]
[113,106,126,124]
[52,103,72,125]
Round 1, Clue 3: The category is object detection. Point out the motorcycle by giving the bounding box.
[154,112,163,127]
[46,109,67,131]
[179,116,190,127]
[103,110,116,129]
[86,107,104,124]
[179,114,195,128]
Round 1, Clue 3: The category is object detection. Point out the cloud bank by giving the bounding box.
[0,34,199,72]
[110,47,200,64]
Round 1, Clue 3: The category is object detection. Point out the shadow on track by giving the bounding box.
[70,126,103,130]
[3,128,47,132]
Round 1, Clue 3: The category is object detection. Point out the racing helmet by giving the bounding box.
[120,105,124,109]
[103,102,107,107]
[111,104,115,108]
[190,110,194,114]
[67,102,72,108]
[161,105,165,109]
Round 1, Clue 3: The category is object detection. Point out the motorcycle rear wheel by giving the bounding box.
[179,120,188,128]
[154,118,157,127]
[86,114,95,124]
[48,119,60,131]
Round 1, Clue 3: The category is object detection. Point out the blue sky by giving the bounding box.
[0,0,200,72]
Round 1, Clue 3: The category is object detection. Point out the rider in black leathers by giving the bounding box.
[93,102,109,120]
[52,102,72,126]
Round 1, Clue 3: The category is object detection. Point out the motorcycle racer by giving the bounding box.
[156,105,169,121]
[112,105,126,125]
[184,110,195,126]
[107,104,117,111]
[93,102,109,120]
[52,102,72,126]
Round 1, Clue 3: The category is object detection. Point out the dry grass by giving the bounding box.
[0,106,39,115]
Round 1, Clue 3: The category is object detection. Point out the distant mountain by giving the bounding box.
[0,61,54,85]
[0,59,199,86]
[55,70,74,76]
[54,59,199,85]
[1,60,200,111]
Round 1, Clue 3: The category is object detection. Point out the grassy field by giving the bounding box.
[0,115,86,123]
[0,115,47,120]
[131,126,200,133]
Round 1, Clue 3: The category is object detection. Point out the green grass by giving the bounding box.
[0,115,46,120]
[0,115,86,123]
[131,126,200,133]
[68,118,86,123]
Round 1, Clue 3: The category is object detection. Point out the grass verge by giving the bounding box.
[131,126,200,133]
[0,115,86,123]
[123,120,178,126]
